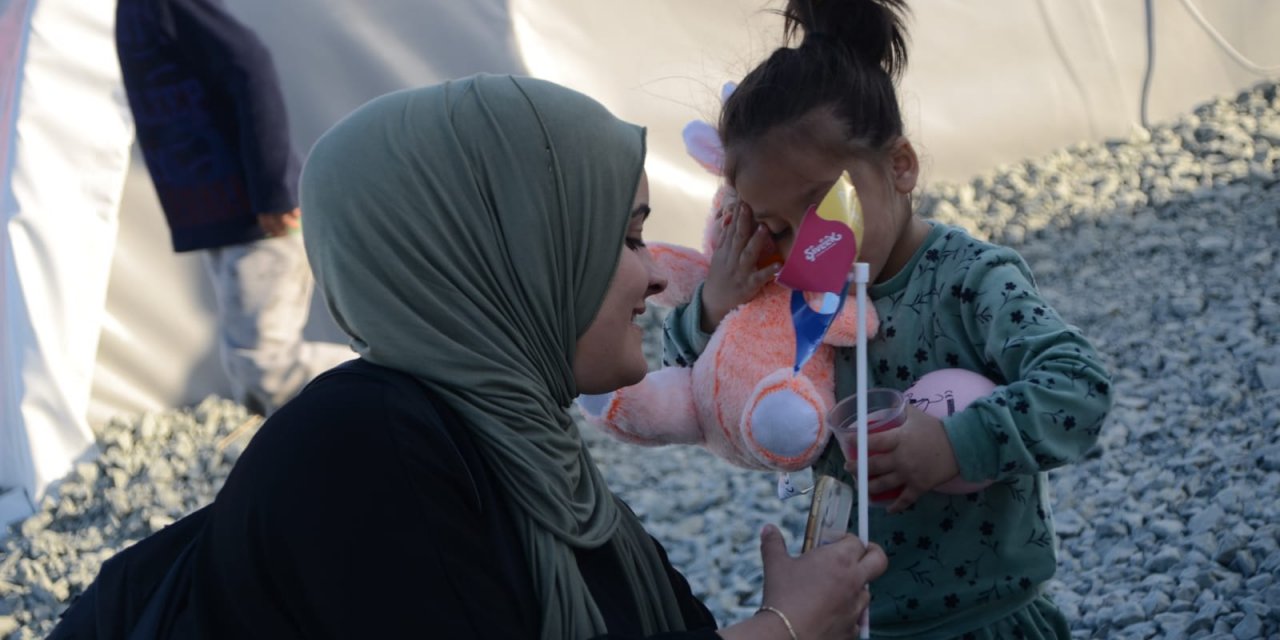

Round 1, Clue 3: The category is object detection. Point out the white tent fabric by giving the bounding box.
[513,0,1280,244]
[1,0,133,513]
[3,0,1279,506]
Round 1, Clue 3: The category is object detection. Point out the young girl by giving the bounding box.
[665,1,1114,637]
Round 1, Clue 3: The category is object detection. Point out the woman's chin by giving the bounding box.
[577,354,649,396]
[619,354,652,388]
[618,358,648,387]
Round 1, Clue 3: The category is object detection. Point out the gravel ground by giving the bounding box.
[4,82,1280,639]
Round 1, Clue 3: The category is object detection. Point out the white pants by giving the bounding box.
[1,0,133,510]
[201,233,353,416]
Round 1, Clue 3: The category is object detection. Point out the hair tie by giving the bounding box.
[799,0,820,35]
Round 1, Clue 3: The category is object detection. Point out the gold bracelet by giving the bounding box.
[757,605,798,640]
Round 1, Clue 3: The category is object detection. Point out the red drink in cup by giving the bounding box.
[827,388,907,506]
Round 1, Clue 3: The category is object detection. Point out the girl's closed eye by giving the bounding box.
[625,236,646,250]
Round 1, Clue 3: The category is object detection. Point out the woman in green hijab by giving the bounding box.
[50,74,885,640]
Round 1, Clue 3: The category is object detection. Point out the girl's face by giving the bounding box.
[728,113,920,285]
[574,172,667,394]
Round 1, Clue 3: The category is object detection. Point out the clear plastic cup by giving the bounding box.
[827,388,907,506]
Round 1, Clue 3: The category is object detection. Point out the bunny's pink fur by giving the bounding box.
[578,195,877,471]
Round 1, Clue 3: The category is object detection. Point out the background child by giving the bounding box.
[116,0,354,416]
[664,0,1114,637]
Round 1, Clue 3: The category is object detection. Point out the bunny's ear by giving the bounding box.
[720,81,737,104]
[682,120,724,176]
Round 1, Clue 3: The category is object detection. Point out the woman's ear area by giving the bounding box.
[888,136,919,194]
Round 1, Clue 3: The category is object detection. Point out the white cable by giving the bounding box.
[1178,0,1280,76]
[1034,0,1100,137]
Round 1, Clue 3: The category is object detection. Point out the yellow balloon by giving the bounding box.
[813,170,865,259]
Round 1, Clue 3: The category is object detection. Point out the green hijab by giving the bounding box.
[300,75,687,638]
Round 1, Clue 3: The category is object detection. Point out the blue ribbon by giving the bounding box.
[790,280,851,373]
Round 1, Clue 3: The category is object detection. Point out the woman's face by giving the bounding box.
[573,172,667,394]
[728,111,918,284]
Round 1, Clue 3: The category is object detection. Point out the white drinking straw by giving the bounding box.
[853,262,871,639]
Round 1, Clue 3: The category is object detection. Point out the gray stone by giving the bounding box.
[1230,550,1258,577]
[1143,589,1173,616]
[1237,598,1270,620]
[1122,621,1160,639]
[1215,534,1245,565]
[1112,601,1147,627]
[1097,519,1130,539]
[1261,551,1280,575]
[1187,612,1217,635]
[674,514,705,538]
[1257,445,1280,473]
[1193,600,1225,632]
[1147,547,1183,573]
[1215,569,1244,595]
[1257,364,1280,391]
[147,515,174,532]
[1104,541,1141,567]
[1182,565,1213,588]
[1245,573,1272,592]
[1259,123,1280,145]
[1194,590,1218,609]
[73,462,99,486]
[1156,611,1193,635]
[1231,614,1261,640]
[18,513,51,539]
[1151,519,1186,539]
[1056,509,1085,537]
[1172,292,1207,318]
[1196,235,1233,256]
[1257,300,1280,325]
[1189,505,1227,535]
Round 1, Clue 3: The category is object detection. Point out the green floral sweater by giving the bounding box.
[665,222,1113,638]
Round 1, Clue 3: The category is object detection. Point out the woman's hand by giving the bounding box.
[699,200,779,333]
[718,525,887,640]
[848,405,962,514]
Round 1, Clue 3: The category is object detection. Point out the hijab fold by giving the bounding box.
[300,74,686,638]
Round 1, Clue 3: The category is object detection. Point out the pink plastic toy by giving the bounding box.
[903,369,997,494]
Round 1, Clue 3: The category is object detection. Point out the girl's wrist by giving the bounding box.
[699,292,726,333]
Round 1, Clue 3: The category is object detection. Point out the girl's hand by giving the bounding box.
[718,525,886,640]
[847,405,961,513]
[699,200,779,333]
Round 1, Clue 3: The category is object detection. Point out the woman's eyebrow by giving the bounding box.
[630,204,651,218]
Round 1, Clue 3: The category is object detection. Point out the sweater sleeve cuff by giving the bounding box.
[678,282,713,354]
[943,409,997,483]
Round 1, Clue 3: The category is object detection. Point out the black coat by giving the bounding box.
[50,360,719,639]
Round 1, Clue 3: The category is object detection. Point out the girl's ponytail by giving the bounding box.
[783,0,909,82]
[721,0,912,167]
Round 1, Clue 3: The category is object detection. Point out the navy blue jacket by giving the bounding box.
[116,0,299,252]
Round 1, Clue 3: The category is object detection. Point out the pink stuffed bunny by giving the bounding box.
[577,84,879,472]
